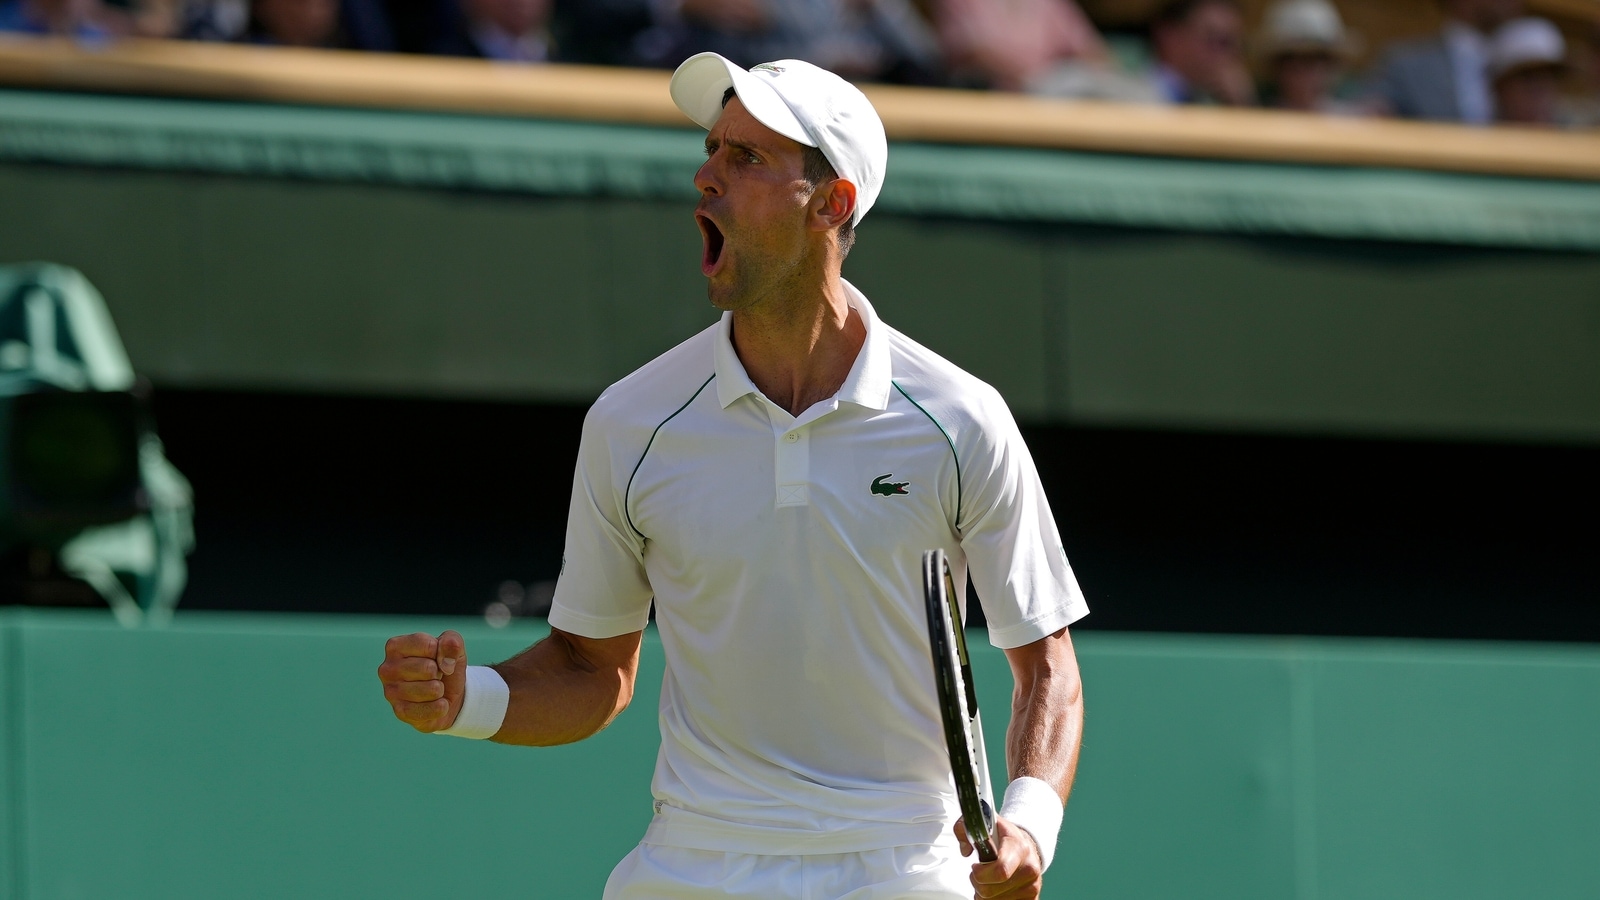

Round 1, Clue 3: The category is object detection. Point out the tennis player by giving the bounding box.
[378,53,1087,899]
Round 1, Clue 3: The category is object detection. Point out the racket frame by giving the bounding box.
[923,548,998,862]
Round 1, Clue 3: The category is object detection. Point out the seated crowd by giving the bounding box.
[0,0,1595,128]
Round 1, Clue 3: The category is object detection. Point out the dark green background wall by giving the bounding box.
[2,88,1597,444]
[3,609,1598,899]
[4,161,1597,443]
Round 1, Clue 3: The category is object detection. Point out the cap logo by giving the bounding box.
[751,63,786,74]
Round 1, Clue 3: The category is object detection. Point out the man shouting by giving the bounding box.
[379,53,1087,899]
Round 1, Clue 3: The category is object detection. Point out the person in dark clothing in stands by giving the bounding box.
[0,0,116,38]
[1488,17,1569,126]
[624,0,941,83]
[242,0,394,49]
[543,0,650,65]
[432,0,552,61]
[246,0,336,44]
[1370,0,1523,123]
[1255,0,1367,114]
[1148,0,1255,106]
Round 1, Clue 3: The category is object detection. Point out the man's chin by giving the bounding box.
[706,274,754,313]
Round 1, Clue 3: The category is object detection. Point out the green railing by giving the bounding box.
[4,608,1597,899]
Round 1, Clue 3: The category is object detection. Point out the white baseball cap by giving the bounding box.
[1256,0,1361,60]
[669,52,888,226]
[1488,18,1567,80]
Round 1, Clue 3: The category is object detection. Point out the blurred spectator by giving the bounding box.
[0,0,117,38]
[114,0,186,36]
[433,0,551,60]
[547,0,652,64]
[931,0,1105,90]
[1566,21,1600,126]
[1488,17,1567,126]
[180,0,253,39]
[1255,0,1366,113]
[629,0,942,83]
[246,0,336,44]
[242,0,393,48]
[926,0,1158,101]
[1371,0,1523,123]
[1148,0,1254,105]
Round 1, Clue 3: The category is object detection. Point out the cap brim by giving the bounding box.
[669,52,816,148]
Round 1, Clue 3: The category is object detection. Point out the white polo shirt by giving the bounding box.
[548,281,1087,856]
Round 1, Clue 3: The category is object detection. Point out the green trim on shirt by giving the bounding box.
[892,380,963,532]
[624,372,716,539]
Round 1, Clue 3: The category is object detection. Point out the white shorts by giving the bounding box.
[602,842,973,900]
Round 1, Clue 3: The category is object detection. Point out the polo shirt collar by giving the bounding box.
[713,278,892,412]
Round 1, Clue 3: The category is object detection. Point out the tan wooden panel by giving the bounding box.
[2,36,1598,180]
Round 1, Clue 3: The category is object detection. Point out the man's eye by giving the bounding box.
[744,151,760,164]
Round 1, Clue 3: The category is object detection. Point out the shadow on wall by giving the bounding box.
[147,389,1600,643]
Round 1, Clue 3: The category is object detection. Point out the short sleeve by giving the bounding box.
[547,405,655,639]
[957,392,1088,650]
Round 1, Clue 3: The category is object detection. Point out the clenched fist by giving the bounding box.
[378,630,467,732]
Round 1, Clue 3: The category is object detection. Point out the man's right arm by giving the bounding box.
[377,627,643,747]
[490,627,643,746]
[377,396,653,745]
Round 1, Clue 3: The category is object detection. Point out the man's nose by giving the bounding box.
[694,156,722,196]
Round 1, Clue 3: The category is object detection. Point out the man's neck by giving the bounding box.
[729,270,867,418]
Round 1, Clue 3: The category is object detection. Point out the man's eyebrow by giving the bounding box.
[726,138,761,155]
[704,135,762,157]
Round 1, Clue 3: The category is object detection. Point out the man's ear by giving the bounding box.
[810,178,858,232]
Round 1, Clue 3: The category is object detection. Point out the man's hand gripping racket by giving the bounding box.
[922,548,997,862]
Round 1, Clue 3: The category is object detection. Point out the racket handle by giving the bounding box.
[975,798,998,863]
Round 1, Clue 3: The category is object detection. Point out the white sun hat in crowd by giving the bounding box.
[669,52,888,226]
[1255,0,1362,60]
[1488,18,1567,80]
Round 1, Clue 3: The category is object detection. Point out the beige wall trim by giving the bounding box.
[3,36,1599,181]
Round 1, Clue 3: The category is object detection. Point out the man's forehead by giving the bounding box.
[707,97,807,153]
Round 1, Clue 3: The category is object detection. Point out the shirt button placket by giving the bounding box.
[775,427,810,508]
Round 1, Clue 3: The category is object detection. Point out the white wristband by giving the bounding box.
[434,665,510,740]
[1000,776,1063,872]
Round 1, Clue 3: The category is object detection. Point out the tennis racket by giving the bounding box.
[922,547,997,863]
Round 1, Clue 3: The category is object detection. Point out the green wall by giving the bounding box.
[3,162,1598,443]
[2,88,1598,444]
[3,608,1597,899]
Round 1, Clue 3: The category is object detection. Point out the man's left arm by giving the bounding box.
[947,388,1087,897]
[957,625,1083,899]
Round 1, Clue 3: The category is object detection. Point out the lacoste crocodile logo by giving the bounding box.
[752,63,786,74]
[871,474,910,496]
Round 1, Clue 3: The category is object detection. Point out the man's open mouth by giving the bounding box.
[698,214,725,277]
